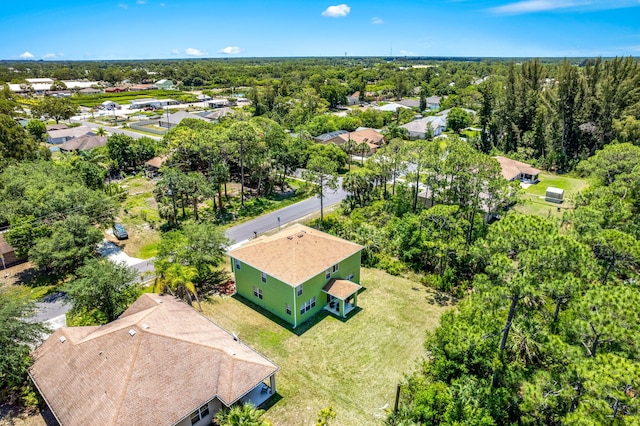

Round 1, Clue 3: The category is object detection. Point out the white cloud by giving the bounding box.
[321,4,350,17]
[19,51,34,59]
[219,46,241,55]
[185,47,206,56]
[170,49,180,55]
[160,2,165,5]
[118,2,128,9]
[137,0,146,4]
[399,50,415,56]
[491,0,640,14]
[42,53,64,59]
[371,16,383,24]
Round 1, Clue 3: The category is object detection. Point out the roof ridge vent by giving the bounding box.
[142,323,150,329]
[59,336,66,343]
[287,236,293,240]
[128,329,137,336]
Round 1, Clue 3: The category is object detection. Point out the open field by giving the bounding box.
[201,268,452,426]
[514,172,590,218]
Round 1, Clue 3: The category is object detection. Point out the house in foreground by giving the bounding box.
[29,294,278,426]
[227,224,363,327]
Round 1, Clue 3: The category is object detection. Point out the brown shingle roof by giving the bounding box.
[144,155,168,169]
[59,134,107,151]
[323,279,361,300]
[29,294,278,426]
[493,156,541,181]
[227,224,362,286]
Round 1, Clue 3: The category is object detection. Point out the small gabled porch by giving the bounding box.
[322,279,361,318]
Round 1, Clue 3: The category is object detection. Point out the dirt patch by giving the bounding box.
[0,405,46,426]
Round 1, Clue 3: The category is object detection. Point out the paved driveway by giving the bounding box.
[97,240,155,281]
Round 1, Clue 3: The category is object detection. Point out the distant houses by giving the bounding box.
[313,128,385,155]
[227,224,363,327]
[59,134,107,152]
[401,116,447,138]
[47,126,95,144]
[159,110,208,129]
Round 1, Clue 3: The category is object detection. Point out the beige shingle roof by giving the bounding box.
[493,156,541,181]
[29,294,278,426]
[227,224,362,286]
[323,279,361,300]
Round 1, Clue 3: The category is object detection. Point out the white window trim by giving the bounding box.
[325,268,331,279]
[296,284,303,296]
[332,263,339,273]
[253,287,263,299]
[235,259,241,270]
[261,271,267,283]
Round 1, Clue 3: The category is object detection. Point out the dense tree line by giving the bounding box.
[385,144,640,425]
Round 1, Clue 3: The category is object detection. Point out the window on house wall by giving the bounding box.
[253,287,263,299]
[261,271,267,283]
[190,403,210,425]
[325,268,331,279]
[235,259,241,270]
[300,297,317,314]
[296,285,303,296]
[347,273,354,281]
[286,303,291,315]
[332,263,339,273]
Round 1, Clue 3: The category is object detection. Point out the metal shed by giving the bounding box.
[545,186,564,203]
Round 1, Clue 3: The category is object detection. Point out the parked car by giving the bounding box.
[113,223,128,240]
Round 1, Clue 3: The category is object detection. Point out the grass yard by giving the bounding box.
[115,176,162,258]
[201,268,451,426]
[514,172,589,219]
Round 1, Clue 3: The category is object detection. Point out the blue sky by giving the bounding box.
[2,0,640,60]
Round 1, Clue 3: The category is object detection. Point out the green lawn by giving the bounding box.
[514,172,589,218]
[200,268,451,426]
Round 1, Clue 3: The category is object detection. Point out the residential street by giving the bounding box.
[225,183,347,246]
[75,119,162,140]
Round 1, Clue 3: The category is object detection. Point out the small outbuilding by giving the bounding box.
[545,187,564,203]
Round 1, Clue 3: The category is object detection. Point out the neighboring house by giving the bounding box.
[346,91,361,105]
[545,187,564,203]
[47,126,94,144]
[313,130,348,144]
[101,100,119,109]
[207,98,230,108]
[145,155,168,178]
[46,123,68,132]
[374,102,410,112]
[425,96,442,110]
[493,156,540,183]
[129,98,179,109]
[78,87,101,94]
[227,224,363,328]
[104,86,128,93]
[314,128,385,155]
[29,294,279,426]
[202,107,234,122]
[0,233,22,269]
[401,116,447,139]
[155,79,174,90]
[159,110,209,129]
[129,84,154,91]
[397,98,421,109]
[59,135,107,152]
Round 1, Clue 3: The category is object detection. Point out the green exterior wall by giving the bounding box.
[230,251,361,327]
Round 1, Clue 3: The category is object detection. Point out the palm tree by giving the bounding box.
[215,403,272,426]
[154,263,201,310]
[95,127,107,136]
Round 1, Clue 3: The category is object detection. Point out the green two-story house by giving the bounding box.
[227,224,363,328]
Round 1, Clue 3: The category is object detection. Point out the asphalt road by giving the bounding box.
[225,182,347,245]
